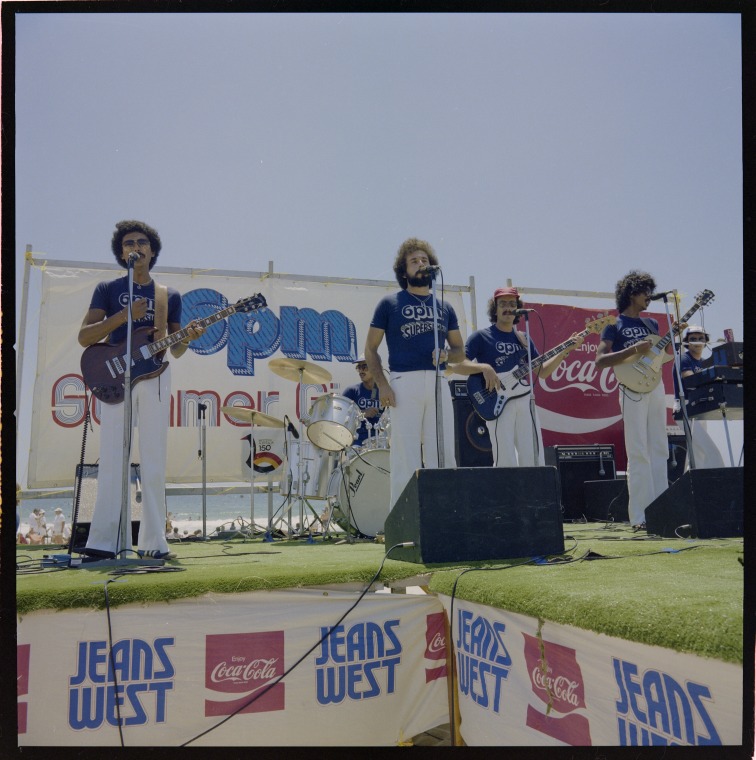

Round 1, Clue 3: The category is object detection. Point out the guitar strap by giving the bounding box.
[640,317,658,336]
[153,282,168,342]
[514,330,529,350]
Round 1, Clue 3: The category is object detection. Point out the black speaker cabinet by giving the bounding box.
[645,467,743,538]
[450,382,493,467]
[384,467,564,564]
[70,464,142,550]
[544,446,616,520]
[583,479,628,522]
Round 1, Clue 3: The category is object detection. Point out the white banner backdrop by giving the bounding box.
[27,263,470,488]
[17,589,450,747]
[438,595,742,747]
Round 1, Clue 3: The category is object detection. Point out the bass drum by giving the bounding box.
[327,449,390,538]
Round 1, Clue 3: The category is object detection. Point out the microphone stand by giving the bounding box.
[658,293,697,471]
[117,256,137,556]
[427,269,445,469]
[519,311,539,466]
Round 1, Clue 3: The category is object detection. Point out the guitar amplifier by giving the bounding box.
[544,446,616,520]
[449,381,493,467]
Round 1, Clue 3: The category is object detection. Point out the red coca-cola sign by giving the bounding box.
[424,611,447,682]
[523,303,676,469]
[205,631,285,716]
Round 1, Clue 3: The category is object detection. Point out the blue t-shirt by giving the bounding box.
[674,350,706,398]
[465,325,539,373]
[600,315,659,353]
[343,382,383,445]
[90,276,182,344]
[370,290,459,372]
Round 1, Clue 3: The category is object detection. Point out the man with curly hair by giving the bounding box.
[364,237,465,509]
[78,220,205,559]
[595,270,683,530]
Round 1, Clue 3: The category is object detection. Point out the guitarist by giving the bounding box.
[595,270,684,531]
[77,220,205,560]
[453,286,583,467]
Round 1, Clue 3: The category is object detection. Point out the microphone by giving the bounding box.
[286,420,300,439]
[514,309,535,315]
[649,290,675,301]
[128,251,141,263]
[417,264,441,274]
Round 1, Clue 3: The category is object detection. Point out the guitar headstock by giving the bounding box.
[694,289,715,309]
[584,314,617,334]
[233,294,267,314]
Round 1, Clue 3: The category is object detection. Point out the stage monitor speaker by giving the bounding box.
[583,479,628,522]
[450,382,493,467]
[544,446,616,520]
[70,463,142,550]
[384,467,564,564]
[645,467,743,538]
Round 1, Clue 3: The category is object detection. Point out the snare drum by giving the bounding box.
[307,394,360,451]
[327,449,390,537]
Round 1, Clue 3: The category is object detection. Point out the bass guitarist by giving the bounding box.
[595,270,685,531]
[453,286,583,467]
[78,220,204,560]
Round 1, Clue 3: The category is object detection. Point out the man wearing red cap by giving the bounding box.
[453,286,582,467]
[364,238,465,509]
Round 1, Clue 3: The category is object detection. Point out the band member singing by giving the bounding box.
[364,238,465,509]
[453,286,583,467]
[78,220,204,559]
[595,270,683,530]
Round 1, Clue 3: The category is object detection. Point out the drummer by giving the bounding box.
[343,355,384,447]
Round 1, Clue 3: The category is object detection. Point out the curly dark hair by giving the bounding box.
[392,237,439,289]
[111,220,162,269]
[614,270,656,312]
[486,294,524,325]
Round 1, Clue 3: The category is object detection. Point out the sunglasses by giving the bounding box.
[355,364,368,370]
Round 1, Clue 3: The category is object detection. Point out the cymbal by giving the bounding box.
[220,407,285,428]
[268,358,332,384]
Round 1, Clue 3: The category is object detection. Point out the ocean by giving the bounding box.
[16,490,335,542]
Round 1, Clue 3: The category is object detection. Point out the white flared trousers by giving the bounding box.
[388,370,456,509]
[86,367,171,556]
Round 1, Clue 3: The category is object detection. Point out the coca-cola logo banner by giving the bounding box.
[523,302,676,469]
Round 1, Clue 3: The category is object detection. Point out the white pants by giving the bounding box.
[486,393,545,467]
[388,371,456,509]
[86,367,171,556]
[621,383,669,526]
[685,419,725,470]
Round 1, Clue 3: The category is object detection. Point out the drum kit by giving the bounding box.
[221,358,391,541]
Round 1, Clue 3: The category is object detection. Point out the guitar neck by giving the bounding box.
[645,303,702,355]
[143,304,240,357]
[512,329,587,381]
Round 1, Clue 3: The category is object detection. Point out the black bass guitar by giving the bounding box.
[466,315,616,421]
[81,294,267,404]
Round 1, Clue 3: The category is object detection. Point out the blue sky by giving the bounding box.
[15,11,742,337]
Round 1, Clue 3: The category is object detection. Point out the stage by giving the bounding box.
[15,520,745,748]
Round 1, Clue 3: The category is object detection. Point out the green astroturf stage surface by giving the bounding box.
[15,523,743,664]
